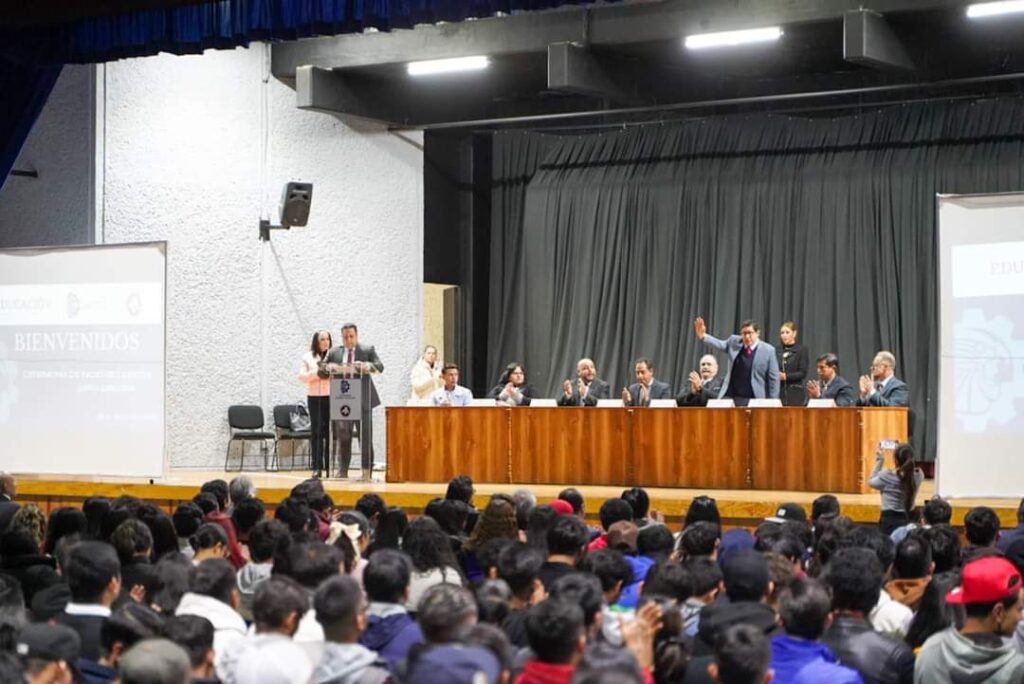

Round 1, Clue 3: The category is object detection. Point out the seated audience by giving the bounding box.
[81,602,165,682]
[54,541,121,662]
[496,544,545,648]
[997,498,1024,553]
[679,522,720,561]
[588,499,634,552]
[962,506,1002,563]
[460,495,519,583]
[548,572,605,642]
[236,518,288,622]
[924,525,961,574]
[904,571,962,651]
[885,534,933,613]
[163,615,217,684]
[400,516,464,611]
[117,638,191,684]
[540,515,588,591]
[313,575,390,684]
[14,622,80,684]
[708,624,772,684]
[682,557,722,637]
[359,549,424,670]
[694,550,776,657]
[175,558,246,678]
[229,496,265,549]
[517,599,587,684]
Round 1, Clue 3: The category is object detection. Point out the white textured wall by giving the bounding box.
[102,45,423,468]
[0,65,94,248]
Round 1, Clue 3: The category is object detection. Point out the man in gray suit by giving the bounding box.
[325,323,384,480]
[857,350,909,407]
[677,355,725,407]
[621,358,672,407]
[558,357,611,407]
[694,317,780,402]
[806,353,856,407]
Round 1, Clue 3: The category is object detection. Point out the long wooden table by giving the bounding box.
[386,407,907,493]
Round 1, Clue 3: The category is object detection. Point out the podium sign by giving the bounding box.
[330,376,363,421]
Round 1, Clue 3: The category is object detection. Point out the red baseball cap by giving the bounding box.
[550,499,574,516]
[946,557,1023,605]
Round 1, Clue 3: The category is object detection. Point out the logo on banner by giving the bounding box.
[340,380,351,394]
[340,405,351,417]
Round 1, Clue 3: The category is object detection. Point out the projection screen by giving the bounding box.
[0,242,165,477]
[937,194,1024,498]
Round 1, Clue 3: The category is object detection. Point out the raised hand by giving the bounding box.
[806,380,821,398]
[694,317,707,339]
[688,370,702,394]
[621,387,632,404]
[563,379,573,398]
[858,374,873,397]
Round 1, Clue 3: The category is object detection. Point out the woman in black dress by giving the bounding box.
[487,362,536,406]
[777,320,809,406]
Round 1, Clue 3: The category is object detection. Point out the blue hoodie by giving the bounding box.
[617,554,654,609]
[770,635,863,684]
[358,603,424,672]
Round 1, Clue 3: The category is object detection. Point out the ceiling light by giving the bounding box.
[967,1,1024,17]
[684,26,783,50]
[407,56,489,76]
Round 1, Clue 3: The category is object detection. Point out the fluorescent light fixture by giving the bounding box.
[684,26,783,50]
[407,55,489,76]
[967,1,1024,17]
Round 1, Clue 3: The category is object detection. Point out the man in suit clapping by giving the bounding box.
[558,358,611,407]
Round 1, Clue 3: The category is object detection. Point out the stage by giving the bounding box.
[13,469,1021,530]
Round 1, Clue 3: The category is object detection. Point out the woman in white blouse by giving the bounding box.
[408,345,442,405]
[299,330,332,478]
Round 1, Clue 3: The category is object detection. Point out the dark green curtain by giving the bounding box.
[489,98,1024,461]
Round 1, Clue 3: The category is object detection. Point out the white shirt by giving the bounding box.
[64,602,112,617]
[431,385,474,406]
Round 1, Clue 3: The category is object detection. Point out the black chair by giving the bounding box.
[224,405,275,471]
[272,404,312,471]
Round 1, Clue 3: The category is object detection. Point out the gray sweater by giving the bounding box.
[869,456,924,512]
[915,627,1024,684]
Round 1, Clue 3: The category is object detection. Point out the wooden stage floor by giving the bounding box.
[15,469,1022,529]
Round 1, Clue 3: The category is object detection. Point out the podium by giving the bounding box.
[328,367,376,479]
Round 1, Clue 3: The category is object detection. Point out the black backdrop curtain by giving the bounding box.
[488,98,1024,461]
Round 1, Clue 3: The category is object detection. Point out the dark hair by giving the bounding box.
[289,479,324,504]
[309,330,333,359]
[778,577,831,640]
[621,488,650,520]
[633,357,654,373]
[894,534,933,579]
[637,596,689,684]
[136,506,179,562]
[191,493,219,516]
[441,363,459,374]
[401,516,460,574]
[274,496,316,537]
[340,322,358,334]
[460,623,513,674]
[598,499,634,532]
[574,642,644,683]
[771,535,805,565]
[826,547,883,613]
[189,559,236,605]
[548,572,603,629]
[1018,497,1024,525]
[247,519,289,564]
[417,584,478,643]
[164,615,214,668]
[499,362,526,385]
[363,549,411,604]
[253,575,308,631]
[366,508,408,557]
[43,507,87,556]
[189,523,227,552]
[111,519,154,565]
[924,497,953,526]
[558,488,584,515]
[466,495,518,552]
[964,591,1021,620]
[926,524,962,574]
[476,538,516,579]
[520,505,551,555]
[526,599,583,664]
[781,520,813,551]
[475,579,512,626]
[686,557,723,596]
[354,494,387,523]
[172,503,204,539]
[893,444,918,513]
[965,506,1001,547]
[906,570,962,649]
[579,549,634,593]
[315,575,363,639]
[82,497,112,540]
[810,494,840,522]
[721,550,769,603]
[638,525,675,560]
[230,497,265,537]
[496,544,544,601]
[839,526,895,572]
[546,515,588,558]
[445,475,475,505]
[65,541,121,603]
[684,496,720,528]
[99,603,164,657]
[739,320,760,333]
[199,480,229,511]
[815,353,839,372]
[642,560,694,603]
[715,624,770,684]
[679,522,719,559]
[276,542,342,590]
[150,555,191,614]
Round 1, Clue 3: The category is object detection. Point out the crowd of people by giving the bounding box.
[1,470,1023,684]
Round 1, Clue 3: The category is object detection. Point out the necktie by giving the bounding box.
[640,384,649,405]
[743,346,753,357]
[875,382,883,393]
[347,348,354,365]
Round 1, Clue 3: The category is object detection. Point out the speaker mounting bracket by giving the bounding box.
[259,219,291,242]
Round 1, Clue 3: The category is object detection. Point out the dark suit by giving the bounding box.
[677,376,724,407]
[325,343,384,475]
[557,378,611,407]
[54,611,107,661]
[486,383,537,406]
[818,375,856,407]
[702,335,780,399]
[857,376,909,407]
[626,379,672,407]
[0,496,18,533]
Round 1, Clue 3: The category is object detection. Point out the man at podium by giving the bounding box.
[325,323,384,480]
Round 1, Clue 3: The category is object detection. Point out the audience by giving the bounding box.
[694,550,776,657]
[174,559,246,678]
[962,507,1002,563]
[997,498,1024,552]
[314,574,390,684]
[400,516,464,611]
[54,541,121,662]
[359,549,424,670]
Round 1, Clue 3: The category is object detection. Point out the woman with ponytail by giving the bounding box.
[870,442,924,535]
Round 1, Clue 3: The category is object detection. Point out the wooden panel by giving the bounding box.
[509,408,630,485]
[633,409,750,489]
[857,408,910,494]
[750,408,861,493]
[385,408,509,483]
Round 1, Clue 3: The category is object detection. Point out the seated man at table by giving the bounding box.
[431,364,474,406]
[805,353,856,407]
[857,351,909,407]
[558,357,611,407]
[677,355,724,407]
[621,358,672,407]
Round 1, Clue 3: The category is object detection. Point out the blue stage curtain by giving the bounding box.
[0,56,62,192]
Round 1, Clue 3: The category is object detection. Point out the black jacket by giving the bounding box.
[693,600,778,657]
[821,615,915,684]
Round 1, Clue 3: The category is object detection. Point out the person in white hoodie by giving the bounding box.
[313,575,390,684]
[218,574,314,684]
[174,558,247,681]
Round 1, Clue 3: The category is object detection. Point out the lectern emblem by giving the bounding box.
[340,405,351,418]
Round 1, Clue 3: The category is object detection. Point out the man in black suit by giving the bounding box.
[325,323,384,481]
[677,355,724,407]
[857,351,909,407]
[805,353,856,407]
[54,541,121,662]
[557,358,611,407]
[0,473,18,532]
[622,358,672,407]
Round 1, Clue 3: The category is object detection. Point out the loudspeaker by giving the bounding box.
[279,182,313,227]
